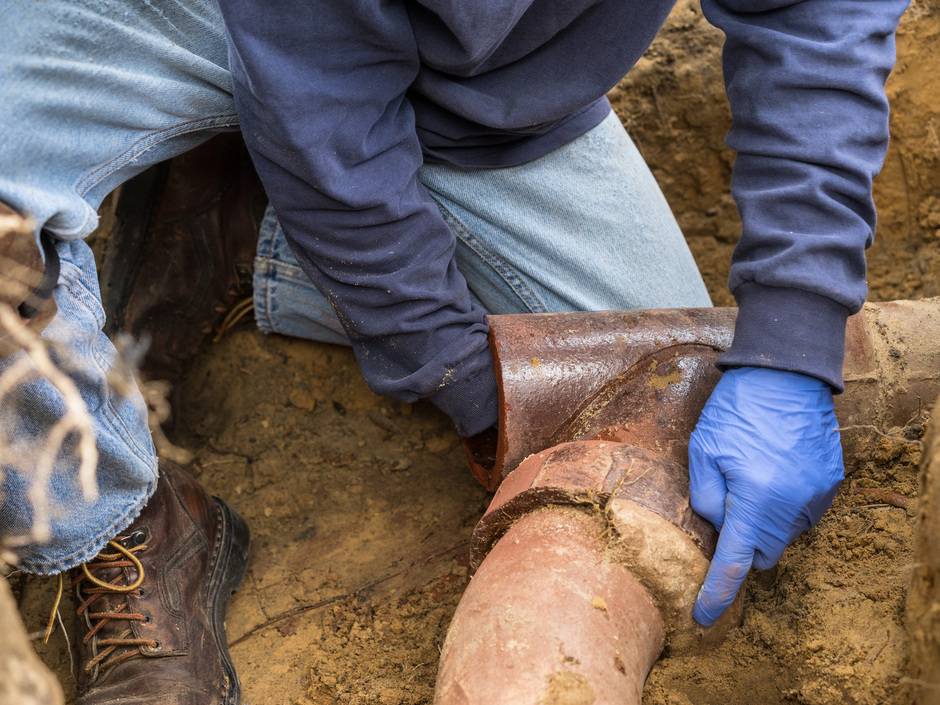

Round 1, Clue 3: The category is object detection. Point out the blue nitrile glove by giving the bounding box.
[689,366,844,627]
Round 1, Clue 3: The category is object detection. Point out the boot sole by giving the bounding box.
[208,498,251,705]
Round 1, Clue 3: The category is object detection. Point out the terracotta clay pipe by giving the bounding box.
[436,507,665,705]
[436,299,940,705]
[436,442,727,705]
[464,299,940,490]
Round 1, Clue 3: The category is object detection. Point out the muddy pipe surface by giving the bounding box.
[441,299,940,705]
[434,508,664,705]
[466,299,940,489]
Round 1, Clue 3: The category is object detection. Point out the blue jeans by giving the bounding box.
[0,0,710,574]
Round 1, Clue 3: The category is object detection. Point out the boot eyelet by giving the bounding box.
[137,588,145,598]
[143,615,151,624]
[128,530,147,547]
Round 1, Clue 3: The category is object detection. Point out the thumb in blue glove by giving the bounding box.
[689,366,844,627]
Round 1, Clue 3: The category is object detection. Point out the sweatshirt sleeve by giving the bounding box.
[216,0,497,436]
[701,0,908,390]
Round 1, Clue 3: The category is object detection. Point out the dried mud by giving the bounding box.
[16,1,940,703]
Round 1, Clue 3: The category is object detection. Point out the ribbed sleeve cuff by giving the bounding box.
[717,283,851,392]
[428,353,499,438]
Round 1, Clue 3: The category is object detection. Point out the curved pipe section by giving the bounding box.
[435,508,664,705]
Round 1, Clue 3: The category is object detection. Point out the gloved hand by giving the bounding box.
[689,366,844,627]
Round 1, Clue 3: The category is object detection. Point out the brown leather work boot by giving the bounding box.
[71,461,250,705]
[100,133,267,385]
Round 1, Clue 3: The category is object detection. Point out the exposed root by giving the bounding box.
[213,296,254,343]
[140,379,192,465]
[851,486,913,511]
[839,424,924,450]
[0,304,98,548]
[230,540,468,647]
[0,577,63,705]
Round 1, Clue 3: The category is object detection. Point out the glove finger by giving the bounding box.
[752,489,835,572]
[693,517,753,627]
[806,481,841,527]
[688,434,727,531]
[752,535,788,571]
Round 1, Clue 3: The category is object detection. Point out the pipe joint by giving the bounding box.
[472,440,740,653]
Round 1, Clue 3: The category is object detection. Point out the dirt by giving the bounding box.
[542,672,597,705]
[907,403,940,705]
[14,2,940,704]
[19,331,489,705]
[645,425,926,705]
[18,333,930,705]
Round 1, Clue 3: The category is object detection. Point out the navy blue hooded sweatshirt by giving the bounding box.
[217,0,908,437]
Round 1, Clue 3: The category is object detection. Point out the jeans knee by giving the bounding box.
[0,237,157,572]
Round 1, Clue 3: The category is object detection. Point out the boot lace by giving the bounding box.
[66,535,157,676]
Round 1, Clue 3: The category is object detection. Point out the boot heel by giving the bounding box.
[216,499,251,596]
[210,498,251,705]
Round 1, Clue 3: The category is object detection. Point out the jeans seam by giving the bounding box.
[431,199,548,314]
[256,208,279,260]
[255,256,310,285]
[58,265,157,467]
[252,257,275,334]
[18,465,157,575]
[90,366,158,469]
[58,262,106,329]
[74,113,239,197]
